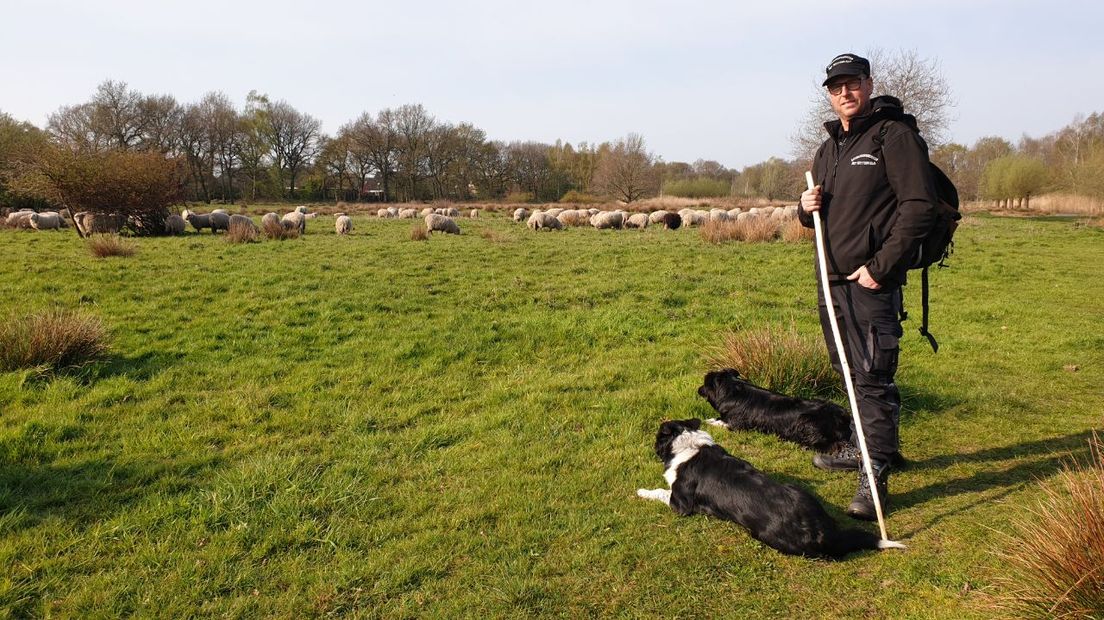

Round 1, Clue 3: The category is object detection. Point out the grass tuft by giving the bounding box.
[226,220,258,244]
[263,218,299,240]
[0,308,110,372]
[410,223,429,241]
[703,322,839,399]
[700,217,780,244]
[87,234,136,258]
[781,217,814,243]
[987,433,1104,619]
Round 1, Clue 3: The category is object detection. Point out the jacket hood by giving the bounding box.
[824,95,920,138]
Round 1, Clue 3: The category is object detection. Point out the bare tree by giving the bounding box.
[199,92,242,202]
[263,99,321,198]
[138,94,182,154]
[792,49,954,163]
[505,141,553,200]
[346,109,399,202]
[592,133,660,203]
[393,104,435,201]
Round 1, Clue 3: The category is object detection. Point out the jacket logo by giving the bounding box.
[851,153,879,166]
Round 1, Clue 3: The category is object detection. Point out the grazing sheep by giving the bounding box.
[683,210,709,227]
[770,207,786,221]
[228,214,258,232]
[420,207,434,217]
[387,206,399,217]
[728,207,743,218]
[164,213,186,235]
[588,208,600,215]
[399,208,418,219]
[446,207,460,217]
[209,211,231,233]
[783,205,799,219]
[625,213,650,229]
[425,213,460,235]
[527,211,563,231]
[75,212,123,235]
[512,207,530,222]
[590,211,624,230]
[710,208,731,222]
[211,208,229,215]
[649,210,669,224]
[660,212,683,230]
[749,207,763,216]
[6,211,35,229]
[29,212,64,230]
[295,205,309,214]
[335,215,352,235]
[736,211,754,222]
[183,210,212,233]
[557,209,588,227]
[469,209,480,218]
[261,212,280,229]
[544,208,564,218]
[376,208,391,218]
[281,211,307,234]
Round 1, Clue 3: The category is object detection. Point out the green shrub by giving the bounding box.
[504,191,534,204]
[558,190,604,204]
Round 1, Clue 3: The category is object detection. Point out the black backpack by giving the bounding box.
[875,123,962,352]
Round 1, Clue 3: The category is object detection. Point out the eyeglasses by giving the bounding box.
[827,78,864,96]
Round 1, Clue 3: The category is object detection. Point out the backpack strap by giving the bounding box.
[918,266,939,352]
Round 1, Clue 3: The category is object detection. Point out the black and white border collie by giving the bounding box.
[636,419,905,559]
[697,369,853,454]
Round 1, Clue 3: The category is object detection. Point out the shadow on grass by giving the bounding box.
[79,350,185,383]
[894,430,1096,536]
[0,455,220,535]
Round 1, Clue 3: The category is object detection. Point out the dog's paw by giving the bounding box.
[705,418,727,428]
[636,488,651,499]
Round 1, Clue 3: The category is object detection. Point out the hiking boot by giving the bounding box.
[847,460,890,521]
[812,444,862,471]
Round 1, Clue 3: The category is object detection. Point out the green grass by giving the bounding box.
[1,213,1102,617]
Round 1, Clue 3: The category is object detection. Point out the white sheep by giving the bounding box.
[376,208,391,218]
[295,205,309,214]
[399,208,418,219]
[728,207,743,218]
[527,211,563,231]
[544,208,564,218]
[281,211,306,234]
[261,212,281,229]
[211,208,229,215]
[424,213,460,235]
[590,211,624,229]
[684,210,709,227]
[75,212,123,235]
[512,207,530,222]
[164,214,186,235]
[387,206,399,217]
[6,211,35,229]
[710,208,731,222]
[469,209,480,218]
[625,213,650,229]
[648,210,669,224]
[588,208,600,215]
[29,212,65,230]
[335,215,352,235]
[446,207,460,217]
[420,207,434,217]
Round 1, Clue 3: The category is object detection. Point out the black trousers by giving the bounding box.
[817,281,903,464]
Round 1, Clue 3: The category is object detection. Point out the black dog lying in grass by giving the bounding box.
[698,368,852,453]
[637,419,905,559]
[697,368,905,467]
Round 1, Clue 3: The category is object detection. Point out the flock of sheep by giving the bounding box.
[4,203,800,239]
[516,205,800,232]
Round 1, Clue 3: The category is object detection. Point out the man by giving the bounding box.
[798,53,938,520]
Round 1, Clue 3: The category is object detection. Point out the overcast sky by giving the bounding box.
[3,0,1101,169]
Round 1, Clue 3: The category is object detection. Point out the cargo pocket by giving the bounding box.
[870,328,900,378]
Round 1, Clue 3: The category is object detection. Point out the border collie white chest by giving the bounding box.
[637,419,905,559]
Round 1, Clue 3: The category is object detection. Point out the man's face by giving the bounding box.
[827,74,873,125]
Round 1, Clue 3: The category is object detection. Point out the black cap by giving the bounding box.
[822,53,871,86]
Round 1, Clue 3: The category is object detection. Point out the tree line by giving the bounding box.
[2,73,1103,211]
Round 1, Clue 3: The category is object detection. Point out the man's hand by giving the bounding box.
[800,184,822,213]
[847,265,881,290]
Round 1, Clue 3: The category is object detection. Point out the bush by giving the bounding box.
[0,308,109,372]
[559,190,604,204]
[988,434,1104,619]
[87,234,136,258]
[12,145,183,236]
[662,177,731,198]
[703,323,838,400]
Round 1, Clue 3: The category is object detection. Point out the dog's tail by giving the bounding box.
[827,529,907,558]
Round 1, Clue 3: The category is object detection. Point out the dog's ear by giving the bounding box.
[685,418,701,430]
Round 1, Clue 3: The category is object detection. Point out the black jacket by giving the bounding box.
[798,96,938,286]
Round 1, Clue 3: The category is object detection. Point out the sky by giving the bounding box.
[3,0,1102,170]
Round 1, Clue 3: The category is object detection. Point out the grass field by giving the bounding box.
[2,211,1102,617]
